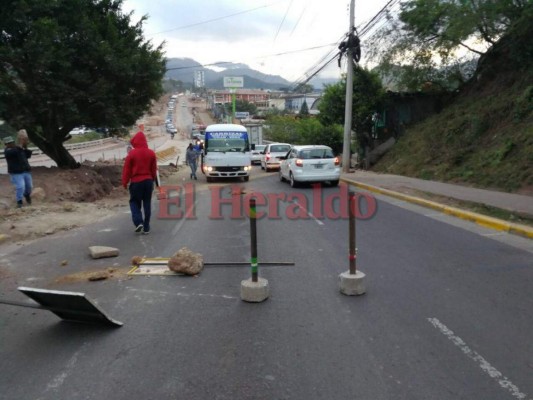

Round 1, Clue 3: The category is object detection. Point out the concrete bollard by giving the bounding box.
[339,191,366,296]
[241,198,269,302]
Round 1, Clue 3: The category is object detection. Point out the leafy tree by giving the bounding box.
[264,116,344,154]
[234,99,257,115]
[367,0,531,91]
[318,66,385,135]
[0,0,166,168]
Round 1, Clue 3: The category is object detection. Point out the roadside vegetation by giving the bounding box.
[0,0,165,168]
[371,10,533,193]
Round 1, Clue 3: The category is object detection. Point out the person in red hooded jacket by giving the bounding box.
[122,131,157,234]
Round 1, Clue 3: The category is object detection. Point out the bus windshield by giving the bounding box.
[205,131,249,153]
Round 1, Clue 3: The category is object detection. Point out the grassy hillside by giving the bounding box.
[373,18,533,193]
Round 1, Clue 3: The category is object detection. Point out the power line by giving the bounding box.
[147,0,287,36]
[273,0,294,42]
[288,48,342,90]
[287,0,400,89]
[165,42,340,72]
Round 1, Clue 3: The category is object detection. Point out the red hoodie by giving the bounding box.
[122,132,157,188]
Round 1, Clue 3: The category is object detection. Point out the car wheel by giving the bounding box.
[290,173,298,188]
[243,176,250,182]
[206,176,213,183]
[279,170,286,182]
[265,166,270,173]
[330,180,339,187]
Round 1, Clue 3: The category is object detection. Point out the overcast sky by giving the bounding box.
[121,0,393,84]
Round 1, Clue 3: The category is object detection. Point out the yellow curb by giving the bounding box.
[341,177,533,240]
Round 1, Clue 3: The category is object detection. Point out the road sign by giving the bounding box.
[235,112,250,119]
[2,287,124,327]
[223,76,244,88]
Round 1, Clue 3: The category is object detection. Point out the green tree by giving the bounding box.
[264,116,344,154]
[367,0,531,90]
[318,66,384,135]
[234,99,257,115]
[0,0,165,168]
[299,100,310,117]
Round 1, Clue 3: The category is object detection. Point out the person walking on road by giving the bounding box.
[186,143,198,180]
[3,130,33,208]
[122,131,157,234]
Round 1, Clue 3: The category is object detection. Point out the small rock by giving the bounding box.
[60,260,68,266]
[131,256,144,266]
[89,246,120,259]
[88,271,109,281]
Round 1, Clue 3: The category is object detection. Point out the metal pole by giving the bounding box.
[349,191,357,275]
[342,0,355,173]
[249,198,258,282]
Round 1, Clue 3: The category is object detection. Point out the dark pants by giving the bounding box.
[129,179,154,231]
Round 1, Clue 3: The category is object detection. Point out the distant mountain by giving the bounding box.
[164,58,339,91]
[165,58,291,90]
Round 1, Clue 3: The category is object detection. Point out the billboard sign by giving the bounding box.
[223,76,244,88]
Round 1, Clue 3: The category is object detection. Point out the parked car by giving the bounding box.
[279,145,340,187]
[69,126,89,135]
[261,143,291,171]
[251,144,266,164]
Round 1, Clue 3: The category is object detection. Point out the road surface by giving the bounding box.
[1,169,531,400]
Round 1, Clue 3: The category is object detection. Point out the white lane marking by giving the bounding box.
[428,318,530,400]
[294,201,324,226]
[97,228,115,232]
[45,342,88,391]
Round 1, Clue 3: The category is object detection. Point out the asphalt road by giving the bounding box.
[0,170,532,400]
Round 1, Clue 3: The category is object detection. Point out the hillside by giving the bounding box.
[165,58,291,90]
[372,16,533,193]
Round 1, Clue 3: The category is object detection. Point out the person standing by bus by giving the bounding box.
[186,143,198,180]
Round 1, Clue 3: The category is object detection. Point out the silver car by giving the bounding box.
[261,143,291,171]
[251,144,266,164]
[279,145,341,187]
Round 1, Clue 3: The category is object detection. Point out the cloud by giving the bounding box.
[129,0,291,42]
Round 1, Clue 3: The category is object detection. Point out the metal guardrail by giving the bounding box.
[0,137,117,160]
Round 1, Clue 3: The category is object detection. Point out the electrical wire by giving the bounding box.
[147,0,287,36]
[165,42,340,71]
[273,0,294,42]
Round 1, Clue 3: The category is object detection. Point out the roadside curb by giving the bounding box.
[340,177,533,240]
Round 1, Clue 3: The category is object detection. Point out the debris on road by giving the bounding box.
[167,247,204,275]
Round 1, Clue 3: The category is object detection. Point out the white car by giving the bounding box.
[261,143,291,171]
[251,144,266,164]
[279,145,341,187]
[69,126,89,135]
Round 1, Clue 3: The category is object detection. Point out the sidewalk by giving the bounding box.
[340,170,533,239]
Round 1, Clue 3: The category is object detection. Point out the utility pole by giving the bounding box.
[342,0,355,173]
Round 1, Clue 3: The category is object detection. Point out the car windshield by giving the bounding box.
[298,148,334,159]
[271,145,291,153]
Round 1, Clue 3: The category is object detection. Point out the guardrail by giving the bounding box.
[0,137,118,160]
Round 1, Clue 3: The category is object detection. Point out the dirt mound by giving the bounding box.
[0,160,123,208]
